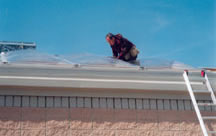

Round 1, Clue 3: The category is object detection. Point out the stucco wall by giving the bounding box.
[0,95,216,136]
[1,107,216,136]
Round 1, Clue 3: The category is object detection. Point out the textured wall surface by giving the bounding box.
[1,107,216,136]
[0,95,216,136]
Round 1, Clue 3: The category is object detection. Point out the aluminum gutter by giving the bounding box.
[0,63,215,91]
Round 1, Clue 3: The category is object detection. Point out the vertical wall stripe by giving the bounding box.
[143,99,150,110]
[171,100,178,110]
[129,98,136,109]
[46,96,54,108]
[164,100,170,110]
[22,96,30,107]
[14,96,21,107]
[177,100,184,111]
[107,98,114,109]
[157,99,164,110]
[114,98,121,109]
[30,96,37,107]
[5,96,13,107]
[0,96,4,107]
[54,96,61,108]
[92,98,99,108]
[84,97,91,108]
[122,98,129,109]
[184,100,192,110]
[191,100,195,110]
[99,98,107,108]
[38,96,45,108]
[69,97,76,108]
[62,97,69,108]
[150,99,157,110]
[136,99,143,110]
[77,97,84,108]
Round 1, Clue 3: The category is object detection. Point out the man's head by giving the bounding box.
[106,33,115,46]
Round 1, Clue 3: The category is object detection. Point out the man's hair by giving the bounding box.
[106,33,114,39]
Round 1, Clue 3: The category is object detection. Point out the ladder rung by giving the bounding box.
[198,103,216,106]
[202,116,216,120]
[193,90,209,93]
[183,71,216,136]
[208,131,216,134]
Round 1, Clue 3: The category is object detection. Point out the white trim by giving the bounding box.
[0,75,203,85]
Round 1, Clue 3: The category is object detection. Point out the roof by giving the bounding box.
[0,50,215,100]
[0,63,215,98]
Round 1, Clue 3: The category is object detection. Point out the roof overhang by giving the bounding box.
[0,63,215,100]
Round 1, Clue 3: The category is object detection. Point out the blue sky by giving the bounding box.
[0,0,215,67]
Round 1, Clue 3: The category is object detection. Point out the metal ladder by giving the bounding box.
[183,70,216,136]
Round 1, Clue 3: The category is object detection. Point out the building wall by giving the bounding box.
[0,95,216,136]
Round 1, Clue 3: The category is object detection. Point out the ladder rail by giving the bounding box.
[205,74,216,104]
[183,72,208,136]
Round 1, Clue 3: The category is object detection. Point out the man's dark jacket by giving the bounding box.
[111,34,136,61]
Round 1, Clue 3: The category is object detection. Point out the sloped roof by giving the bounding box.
[0,50,215,99]
[0,62,215,91]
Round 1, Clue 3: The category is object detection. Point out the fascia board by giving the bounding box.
[0,64,215,92]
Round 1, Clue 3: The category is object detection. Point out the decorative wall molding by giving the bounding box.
[0,95,214,111]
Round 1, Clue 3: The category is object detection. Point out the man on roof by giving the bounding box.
[106,33,139,62]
